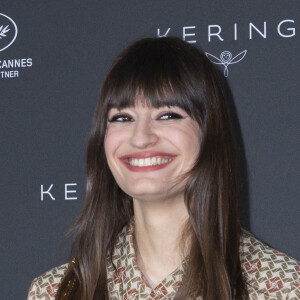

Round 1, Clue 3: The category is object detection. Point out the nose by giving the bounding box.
[130,118,158,149]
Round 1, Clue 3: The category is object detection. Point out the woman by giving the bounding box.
[28,37,300,300]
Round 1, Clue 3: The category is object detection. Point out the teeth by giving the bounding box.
[128,156,172,167]
[151,157,156,165]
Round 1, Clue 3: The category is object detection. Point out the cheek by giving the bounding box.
[188,129,201,156]
[104,130,126,161]
[185,123,201,155]
[163,125,200,156]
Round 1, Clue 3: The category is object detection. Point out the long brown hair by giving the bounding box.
[56,37,248,299]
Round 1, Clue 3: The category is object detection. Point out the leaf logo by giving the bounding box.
[0,25,10,39]
[205,50,247,77]
[0,13,18,52]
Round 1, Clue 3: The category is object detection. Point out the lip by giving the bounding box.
[118,151,177,172]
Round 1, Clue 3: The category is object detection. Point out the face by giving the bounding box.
[104,101,201,203]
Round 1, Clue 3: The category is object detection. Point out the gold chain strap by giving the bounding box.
[61,257,77,299]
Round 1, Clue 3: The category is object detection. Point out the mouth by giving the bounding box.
[118,152,177,172]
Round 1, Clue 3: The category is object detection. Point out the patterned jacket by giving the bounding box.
[28,222,300,299]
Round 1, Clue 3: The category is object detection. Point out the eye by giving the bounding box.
[158,112,183,120]
[108,114,133,122]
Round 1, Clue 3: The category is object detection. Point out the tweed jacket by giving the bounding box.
[28,221,300,299]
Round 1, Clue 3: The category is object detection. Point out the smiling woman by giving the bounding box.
[105,103,200,199]
[27,37,300,300]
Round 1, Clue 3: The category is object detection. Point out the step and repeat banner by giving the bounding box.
[0,1,299,299]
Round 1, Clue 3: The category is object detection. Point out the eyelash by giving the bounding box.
[108,112,183,123]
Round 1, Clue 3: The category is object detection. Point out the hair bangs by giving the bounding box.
[103,38,201,118]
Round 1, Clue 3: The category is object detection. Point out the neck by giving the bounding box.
[132,195,189,288]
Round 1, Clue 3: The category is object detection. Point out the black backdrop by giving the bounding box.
[0,1,299,299]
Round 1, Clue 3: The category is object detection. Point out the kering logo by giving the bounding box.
[41,183,78,201]
[157,20,296,43]
[205,50,247,77]
[0,13,18,52]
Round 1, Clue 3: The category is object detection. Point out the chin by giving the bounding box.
[125,186,167,199]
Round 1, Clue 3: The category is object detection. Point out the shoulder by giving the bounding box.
[27,263,69,300]
[240,229,300,299]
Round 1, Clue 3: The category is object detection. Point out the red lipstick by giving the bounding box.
[118,152,177,172]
